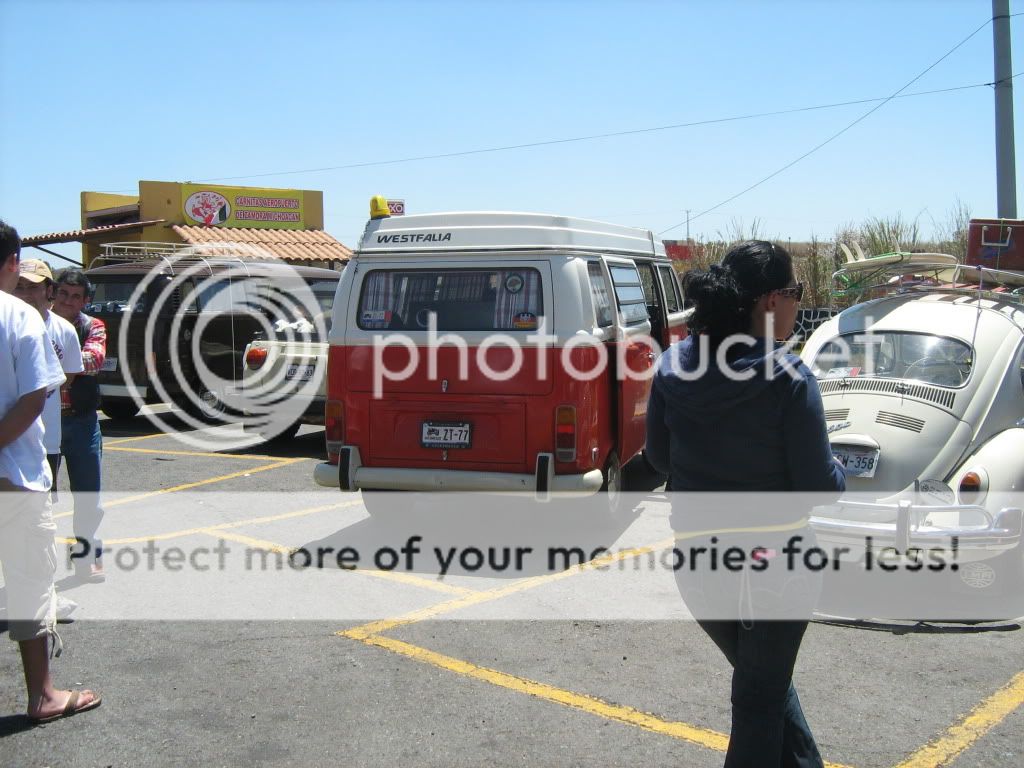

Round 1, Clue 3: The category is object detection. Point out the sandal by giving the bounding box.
[29,690,102,724]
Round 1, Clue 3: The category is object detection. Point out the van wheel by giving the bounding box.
[101,398,141,421]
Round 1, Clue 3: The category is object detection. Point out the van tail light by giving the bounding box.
[555,405,576,462]
[958,470,987,503]
[325,400,345,464]
[245,346,268,370]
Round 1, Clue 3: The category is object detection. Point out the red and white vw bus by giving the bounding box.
[313,208,686,510]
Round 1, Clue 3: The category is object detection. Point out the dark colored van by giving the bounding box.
[84,256,340,420]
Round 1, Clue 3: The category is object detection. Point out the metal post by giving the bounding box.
[685,210,691,242]
[993,0,1017,218]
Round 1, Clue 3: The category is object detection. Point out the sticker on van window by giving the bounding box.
[504,274,525,294]
[513,312,538,329]
[360,309,392,328]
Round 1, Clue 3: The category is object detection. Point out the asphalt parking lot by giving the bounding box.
[1,407,1022,768]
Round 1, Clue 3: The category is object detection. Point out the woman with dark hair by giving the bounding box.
[646,240,844,767]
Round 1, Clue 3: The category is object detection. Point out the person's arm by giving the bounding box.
[0,388,47,451]
[79,316,106,373]
[644,374,671,476]
[782,364,846,493]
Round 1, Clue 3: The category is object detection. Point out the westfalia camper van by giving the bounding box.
[313,208,686,512]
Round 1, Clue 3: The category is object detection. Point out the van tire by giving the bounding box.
[101,398,141,421]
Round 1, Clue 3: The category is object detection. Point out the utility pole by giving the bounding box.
[685,210,691,242]
[993,0,1017,217]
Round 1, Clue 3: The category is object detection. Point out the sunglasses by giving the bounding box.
[775,283,804,301]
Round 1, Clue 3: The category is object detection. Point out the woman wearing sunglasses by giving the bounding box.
[646,240,844,768]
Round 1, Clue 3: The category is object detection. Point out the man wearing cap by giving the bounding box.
[16,260,85,620]
[52,269,107,582]
[15,259,84,490]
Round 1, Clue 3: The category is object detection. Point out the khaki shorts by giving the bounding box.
[0,482,57,642]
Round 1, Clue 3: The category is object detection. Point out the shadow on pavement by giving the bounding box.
[296,495,645,580]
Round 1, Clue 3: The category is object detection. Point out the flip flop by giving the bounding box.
[29,690,102,724]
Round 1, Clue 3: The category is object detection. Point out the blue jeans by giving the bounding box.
[60,411,104,564]
[699,619,823,768]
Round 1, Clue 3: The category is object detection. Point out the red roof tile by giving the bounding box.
[172,225,351,263]
[22,220,166,246]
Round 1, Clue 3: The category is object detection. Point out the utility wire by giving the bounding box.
[659,15,997,235]
[133,79,997,191]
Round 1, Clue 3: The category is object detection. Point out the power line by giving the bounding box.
[659,15,997,235]
[102,78,1000,194]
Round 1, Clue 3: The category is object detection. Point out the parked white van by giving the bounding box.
[313,206,687,512]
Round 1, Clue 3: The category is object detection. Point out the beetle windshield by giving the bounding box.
[812,332,973,388]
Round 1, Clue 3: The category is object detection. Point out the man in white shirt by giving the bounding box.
[15,258,86,622]
[15,259,85,488]
[0,220,100,723]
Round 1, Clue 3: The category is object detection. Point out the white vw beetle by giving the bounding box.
[800,256,1024,611]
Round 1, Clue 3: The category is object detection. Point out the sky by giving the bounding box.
[2,0,1023,266]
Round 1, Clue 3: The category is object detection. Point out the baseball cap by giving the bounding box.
[19,258,53,283]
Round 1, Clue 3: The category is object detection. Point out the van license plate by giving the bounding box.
[101,357,117,372]
[832,446,880,478]
[422,422,471,449]
[285,363,316,381]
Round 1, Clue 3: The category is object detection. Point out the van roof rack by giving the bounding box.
[833,251,1024,304]
[92,242,259,276]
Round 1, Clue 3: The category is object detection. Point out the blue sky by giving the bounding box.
[1,0,1021,264]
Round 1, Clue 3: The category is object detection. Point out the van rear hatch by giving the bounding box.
[344,263,553,470]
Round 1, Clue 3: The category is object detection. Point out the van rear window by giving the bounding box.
[358,269,543,331]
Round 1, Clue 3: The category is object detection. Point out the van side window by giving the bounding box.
[637,263,661,313]
[658,265,682,313]
[358,268,543,331]
[609,264,649,325]
[587,262,614,328]
[197,279,248,313]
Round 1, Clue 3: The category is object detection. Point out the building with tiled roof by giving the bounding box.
[25,180,351,270]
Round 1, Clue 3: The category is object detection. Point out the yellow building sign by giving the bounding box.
[181,184,306,229]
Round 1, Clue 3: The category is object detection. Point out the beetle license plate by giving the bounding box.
[832,445,880,478]
[285,363,316,381]
[422,422,471,449]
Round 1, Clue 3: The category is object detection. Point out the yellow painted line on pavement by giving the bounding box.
[208,529,477,596]
[342,537,675,640]
[58,500,359,545]
[53,457,306,518]
[892,670,1024,768]
[106,445,291,461]
[347,634,855,768]
[104,432,167,446]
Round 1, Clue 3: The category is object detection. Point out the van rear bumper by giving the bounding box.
[314,448,603,497]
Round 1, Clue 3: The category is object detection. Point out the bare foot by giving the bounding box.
[28,689,101,723]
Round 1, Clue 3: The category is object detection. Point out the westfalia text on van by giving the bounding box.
[313,211,686,508]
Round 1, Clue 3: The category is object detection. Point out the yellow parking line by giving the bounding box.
[58,500,361,545]
[106,446,293,461]
[343,537,675,640]
[209,529,477,596]
[892,670,1024,768]
[348,634,856,768]
[53,458,306,518]
[104,432,167,446]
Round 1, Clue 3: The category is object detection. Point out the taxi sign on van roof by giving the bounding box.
[357,211,667,259]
